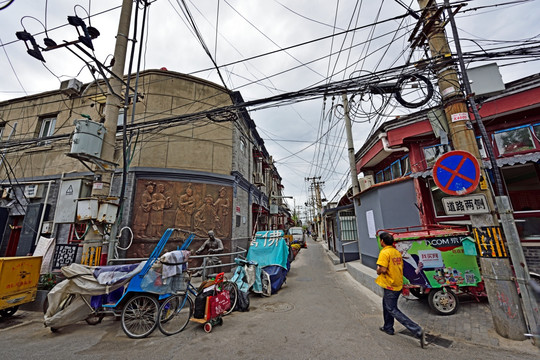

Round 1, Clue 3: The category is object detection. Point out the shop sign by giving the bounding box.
[442,194,489,215]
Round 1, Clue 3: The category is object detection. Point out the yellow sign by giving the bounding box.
[479,176,488,190]
[473,227,507,258]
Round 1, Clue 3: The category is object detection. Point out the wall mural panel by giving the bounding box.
[130,179,232,258]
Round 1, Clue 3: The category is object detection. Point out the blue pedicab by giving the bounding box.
[44,228,195,338]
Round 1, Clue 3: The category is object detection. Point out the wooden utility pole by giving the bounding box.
[342,94,361,204]
[84,0,133,260]
[415,0,528,340]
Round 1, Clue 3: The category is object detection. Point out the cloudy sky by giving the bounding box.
[1,0,539,219]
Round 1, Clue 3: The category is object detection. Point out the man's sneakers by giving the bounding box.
[379,326,394,335]
[418,329,426,348]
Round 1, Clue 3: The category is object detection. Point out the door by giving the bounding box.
[5,216,22,256]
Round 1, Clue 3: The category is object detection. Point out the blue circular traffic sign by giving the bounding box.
[432,150,480,195]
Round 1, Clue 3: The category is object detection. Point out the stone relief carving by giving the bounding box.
[130,179,232,258]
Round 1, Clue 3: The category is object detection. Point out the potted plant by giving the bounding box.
[38,273,58,291]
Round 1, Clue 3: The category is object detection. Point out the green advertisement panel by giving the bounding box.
[379,235,481,288]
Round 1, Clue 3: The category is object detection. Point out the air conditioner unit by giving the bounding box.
[24,184,43,198]
[60,78,83,96]
[359,175,374,192]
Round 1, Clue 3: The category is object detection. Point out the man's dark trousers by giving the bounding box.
[382,288,422,337]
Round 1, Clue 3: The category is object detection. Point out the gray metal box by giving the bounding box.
[70,119,106,158]
[466,63,505,97]
[54,179,91,223]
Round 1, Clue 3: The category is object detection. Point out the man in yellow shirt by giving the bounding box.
[376,232,426,348]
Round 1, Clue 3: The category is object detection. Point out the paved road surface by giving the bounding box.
[0,238,537,359]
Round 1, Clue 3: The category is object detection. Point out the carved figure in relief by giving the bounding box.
[194,194,219,234]
[214,187,230,237]
[134,181,155,238]
[175,183,195,229]
[149,183,172,237]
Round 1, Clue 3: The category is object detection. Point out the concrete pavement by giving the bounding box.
[321,241,539,355]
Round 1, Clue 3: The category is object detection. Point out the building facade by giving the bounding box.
[352,72,540,272]
[0,69,287,267]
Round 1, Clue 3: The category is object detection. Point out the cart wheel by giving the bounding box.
[121,295,159,339]
[221,280,238,316]
[157,294,193,336]
[428,288,459,315]
[85,314,104,325]
[410,288,429,299]
[218,317,223,326]
[204,322,212,333]
[0,306,18,318]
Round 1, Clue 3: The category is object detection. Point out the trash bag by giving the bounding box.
[234,290,250,312]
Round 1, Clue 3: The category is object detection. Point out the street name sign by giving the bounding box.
[442,194,489,215]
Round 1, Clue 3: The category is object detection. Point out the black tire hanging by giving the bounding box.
[394,74,434,108]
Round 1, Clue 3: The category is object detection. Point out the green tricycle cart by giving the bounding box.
[377,225,485,315]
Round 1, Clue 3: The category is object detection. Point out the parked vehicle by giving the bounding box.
[377,225,485,316]
[288,227,307,248]
[0,256,42,317]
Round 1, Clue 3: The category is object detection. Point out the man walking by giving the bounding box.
[376,231,426,348]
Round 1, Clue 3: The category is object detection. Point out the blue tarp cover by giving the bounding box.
[247,230,290,270]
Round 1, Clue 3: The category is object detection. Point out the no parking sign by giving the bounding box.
[433,150,480,195]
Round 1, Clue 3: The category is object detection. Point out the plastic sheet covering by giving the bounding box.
[44,262,144,329]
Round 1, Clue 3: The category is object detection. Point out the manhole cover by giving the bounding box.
[261,302,294,313]
[399,329,453,348]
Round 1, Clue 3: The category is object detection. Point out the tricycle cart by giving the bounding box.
[44,228,194,338]
[0,256,42,318]
[377,225,485,315]
[190,272,230,333]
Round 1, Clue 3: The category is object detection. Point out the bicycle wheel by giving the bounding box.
[121,295,159,339]
[221,280,238,316]
[157,294,193,336]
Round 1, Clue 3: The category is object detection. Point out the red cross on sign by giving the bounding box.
[432,150,480,195]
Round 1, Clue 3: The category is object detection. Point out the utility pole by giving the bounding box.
[84,0,133,262]
[342,93,361,205]
[415,0,528,340]
[443,0,538,345]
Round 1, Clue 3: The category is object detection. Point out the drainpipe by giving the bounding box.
[378,132,409,153]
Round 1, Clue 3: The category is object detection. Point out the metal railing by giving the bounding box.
[109,245,248,280]
[340,240,358,267]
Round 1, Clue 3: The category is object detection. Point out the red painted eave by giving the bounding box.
[358,119,432,170]
[387,119,433,146]
[478,86,540,117]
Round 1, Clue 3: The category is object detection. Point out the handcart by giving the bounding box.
[0,256,42,318]
[190,272,230,333]
[377,225,485,316]
[44,228,195,338]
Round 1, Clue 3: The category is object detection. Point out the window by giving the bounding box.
[400,155,410,175]
[117,108,125,126]
[339,210,357,242]
[38,116,56,138]
[390,160,401,180]
[375,171,384,184]
[494,125,535,155]
[533,123,540,142]
[383,167,392,181]
[423,144,451,168]
[428,179,452,217]
[240,138,246,154]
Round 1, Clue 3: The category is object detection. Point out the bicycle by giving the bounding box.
[157,271,238,336]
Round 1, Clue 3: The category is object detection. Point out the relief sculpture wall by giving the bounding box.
[130,179,232,258]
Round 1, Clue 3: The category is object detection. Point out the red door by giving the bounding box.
[5,216,22,256]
